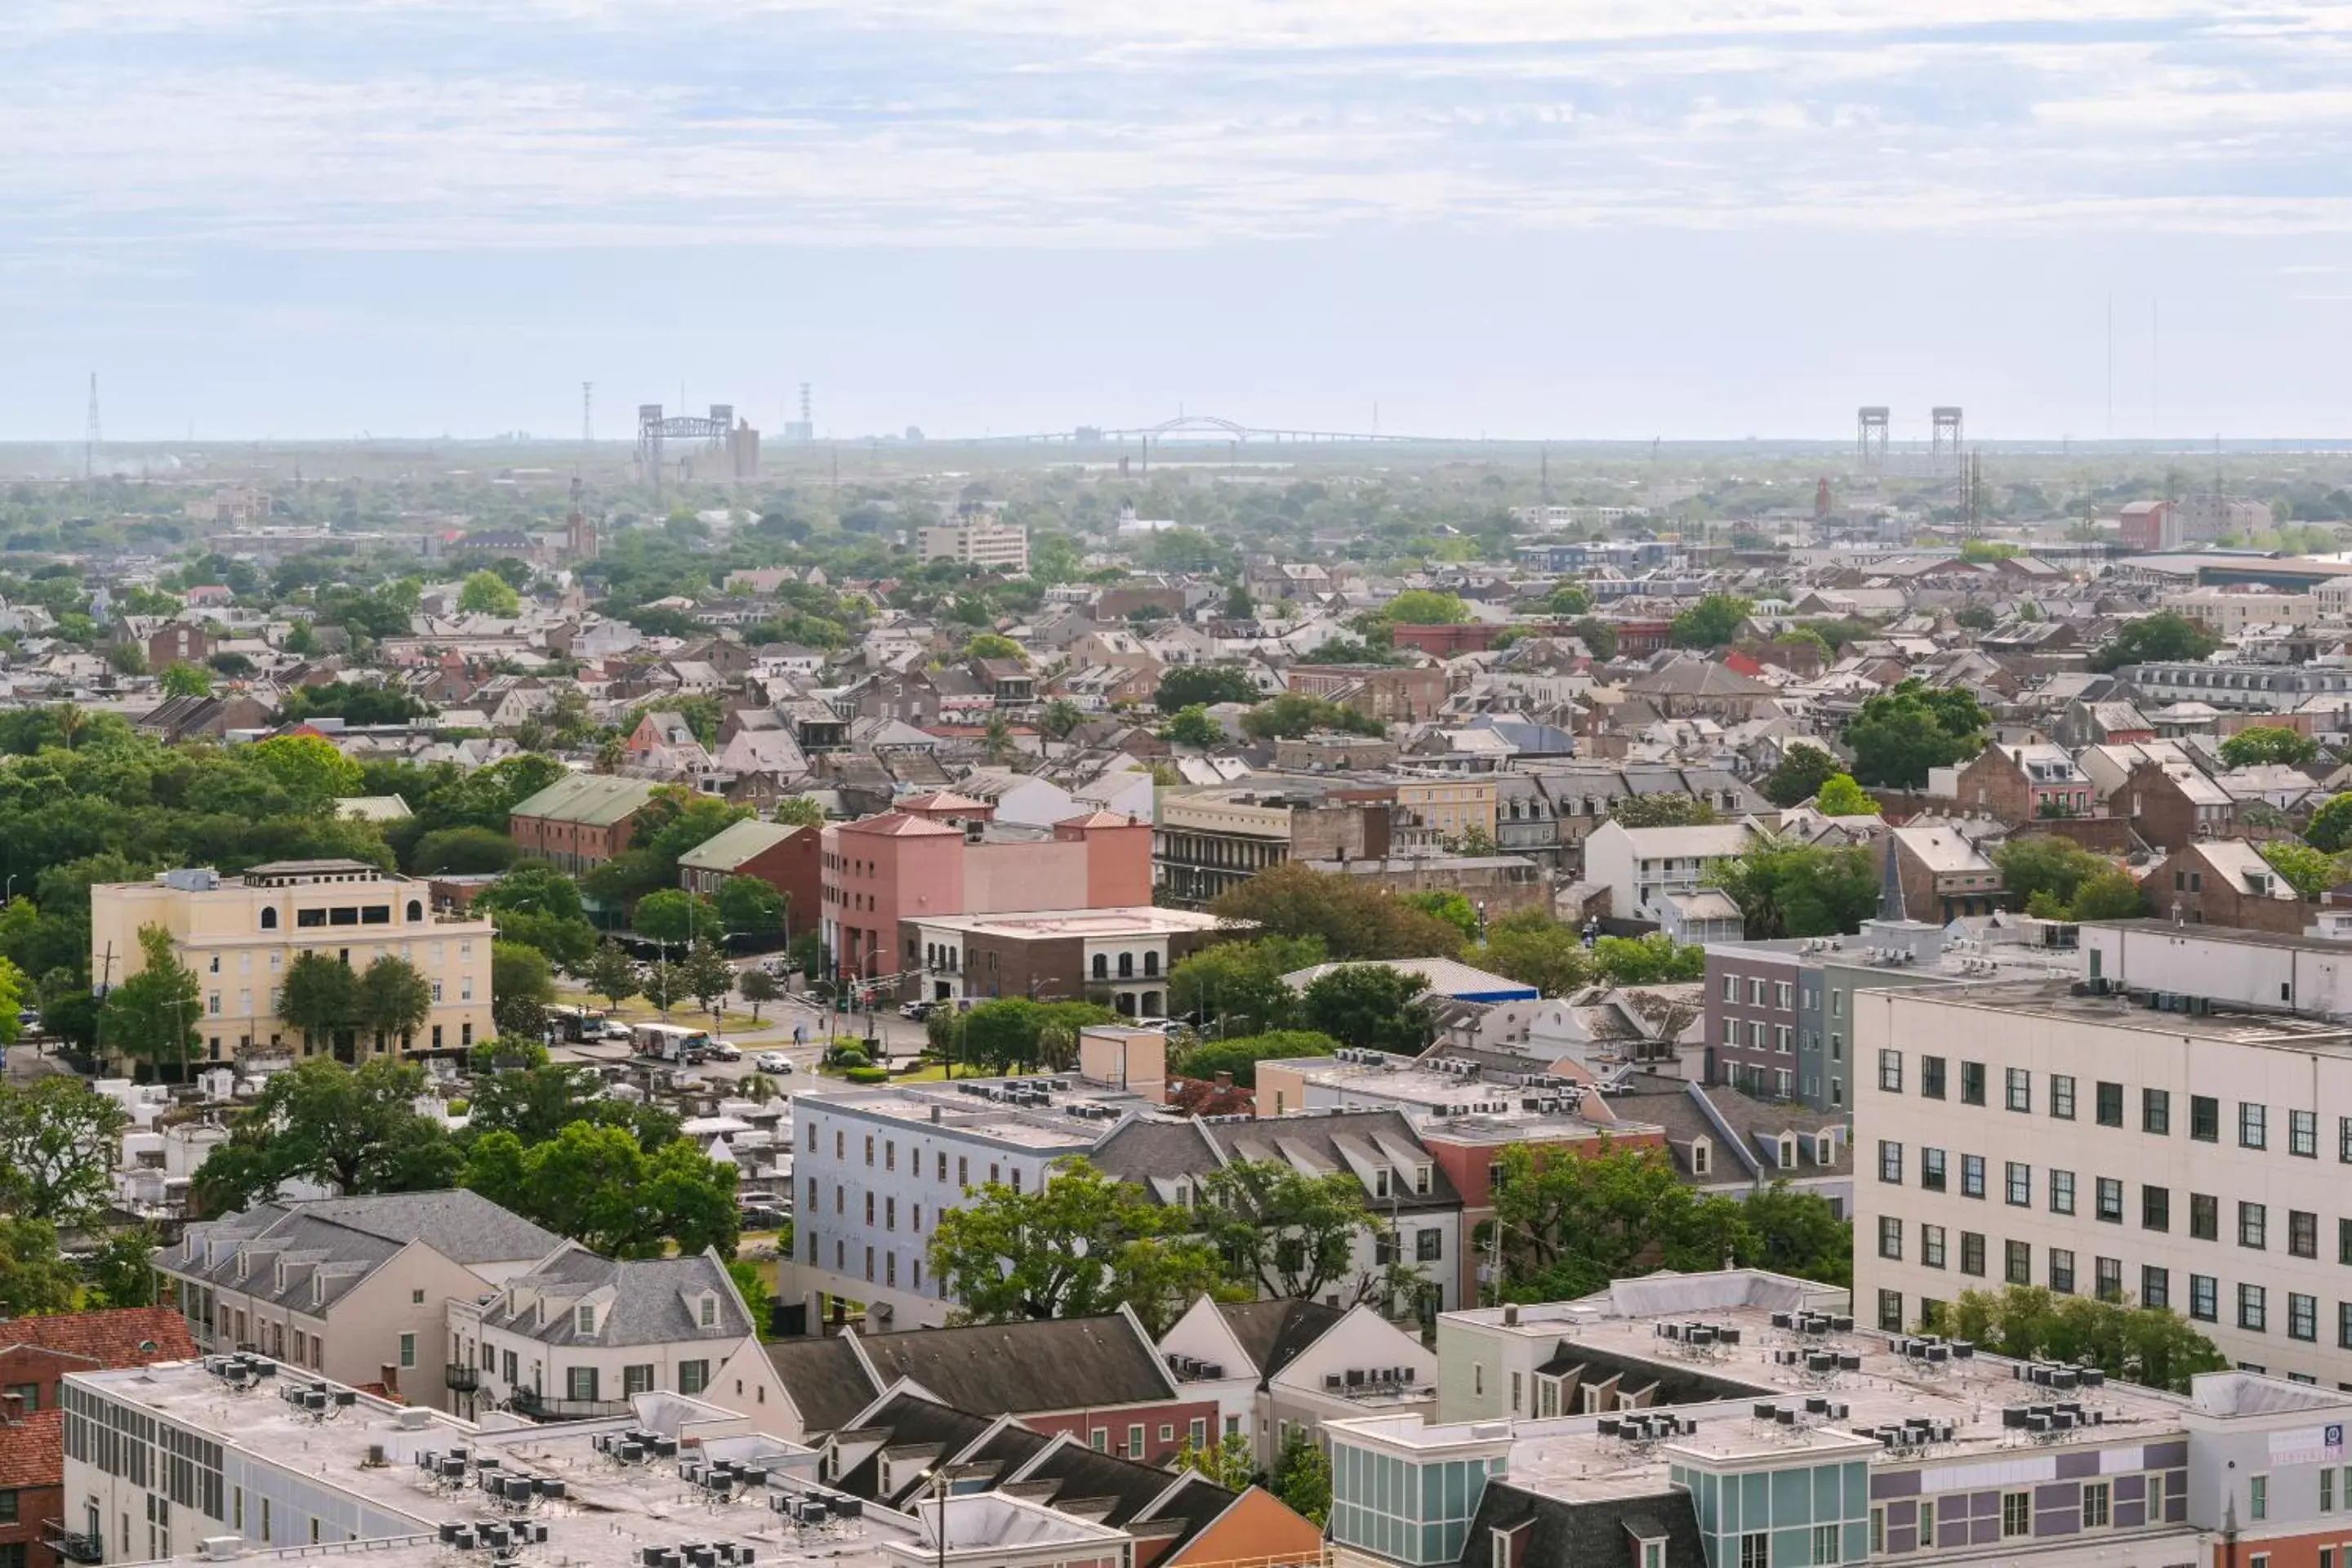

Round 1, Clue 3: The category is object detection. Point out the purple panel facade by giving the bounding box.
[2147,1441,2189,1468]
[1971,1518,1999,1544]
[2055,1451,2101,1480]
[1886,1528,1917,1553]
[1873,1472,1922,1499]
[2167,1482,2188,1523]
[2114,1475,2145,1503]
[1967,1491,2000,1517]
[1886,1501,1917,1526]
[2116,1499,2145,1528]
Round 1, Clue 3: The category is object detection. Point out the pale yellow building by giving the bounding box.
[91,858,496,1065]
[1395,775,1498,845]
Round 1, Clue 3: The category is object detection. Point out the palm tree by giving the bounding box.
[739,1073,782,1102]
[982,715,1014,764]
[52,702,86,751]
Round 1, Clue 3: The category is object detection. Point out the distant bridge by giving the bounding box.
[972,414,1414,445]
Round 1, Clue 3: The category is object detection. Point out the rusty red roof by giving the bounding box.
[0,1306,199,1369]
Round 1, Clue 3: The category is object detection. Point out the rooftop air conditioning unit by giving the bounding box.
[201,1539,243,1562]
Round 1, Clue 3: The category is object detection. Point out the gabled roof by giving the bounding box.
[840,810,963,839]
[478,1248,751,1348]
[675,818,800,872]
[0,1408,62,1490]
[0,1306,198,1369]
[853,1315,1174,1414]
[508,772,659,826]
[764,1334,880,1438]
[1214,1298,1346,1386]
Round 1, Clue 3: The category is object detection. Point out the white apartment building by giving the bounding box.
[917,518,1028,574]
[158,1192,564,1411]
[91,859,497,1065]
[1855,927,2352,1383]
[446,1243,784,1423]
[1579,820,1759,924]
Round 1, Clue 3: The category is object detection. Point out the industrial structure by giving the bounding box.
[634,402,760,496]
[1855,406,1889,471]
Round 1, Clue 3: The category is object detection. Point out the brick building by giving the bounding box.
[506,774,660,874]
[897,905,1227,1016]
[1704,943,1805,1101]
[675,818,822,936]
[0,1307,198,1568]
[1942,742,2093,824]
[2107,757,2235,850]
[1281,663,1447,723]
[2144,840,2306,932]
[1875,822,2003,923]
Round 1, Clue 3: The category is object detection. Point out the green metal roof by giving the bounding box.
[675,817,797,872]
[508,773,661,826]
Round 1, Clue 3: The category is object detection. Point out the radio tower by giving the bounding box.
[580,382,594,470]
[83,373,101,479]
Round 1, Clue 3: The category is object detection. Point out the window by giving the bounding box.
[2049,1249,2075,1294]
[399,1333,416,1369]
[2191,1274,2218,1321]
[1878,1141,1903,1183]
[2138,1185,2170,1231]
[2051,1075,2075,1120]
[2242,1102,2269,1149]
[1918,1501,1935,1548]
[1810,1524,1839,1565]
[1510,1372,1522,1412]
[700,1296,717,1327]
[1722,973,1738,1002]
[2191,1193,2219,1241]
[623,1365,654,1396]
[2049,1169,2074,1215]
[1877,1290,1903,1332]
[2006,1067,2031,1111]
[1642,1544,1665,1568]
[2251,1474,2269,1522]
[2096,1256,2123,1300]
[2096,1081,2123,1127]
[2082,1481,2111,1529]
[1878,1050,1903,1092]
[575,1304,595,1334]
[2292,1293,2318,1342]
[567,1367,599,1402]
[2342,1116,2352,1163]
[2143,1088,2170,1134]
[2293,1109,2319,1158]
[1739,1534,1768,1568]
[2191,1094,2220,1142]
[2142,1267,2169,1310]
[1417,1229,1443,1263]
[1921,1148,1946,1191]
[2241,1201,2268,1250]
[1960,1062,1985,1106]
[2241,1284,2269,1332]
[1922,1224,1945,1268]
[1958,1231,1985,1276]
[2001,1492,2030,1537]
[2096,1178,2123,1223]
[2293,1210,2319,1258]
[1922,1057,1946,1099]
[679,1361,708,1395]
[2005,1239,2031,1285]
[1748,978,1766,1006]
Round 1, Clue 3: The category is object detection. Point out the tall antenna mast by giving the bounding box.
[84,373,101,479]
[580,382,594,474]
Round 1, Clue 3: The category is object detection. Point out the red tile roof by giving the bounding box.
[0,1307,199,1369]
[0,1409,63,1489]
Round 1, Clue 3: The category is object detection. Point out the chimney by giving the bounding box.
[1502,1303,1520,1328]
[380,1363,399,1398]
[1214,1071,1233,1089]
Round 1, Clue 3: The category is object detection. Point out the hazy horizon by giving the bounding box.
[8,2,2352,443]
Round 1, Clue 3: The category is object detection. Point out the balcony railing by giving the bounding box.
[508,1387,633,1421]
[46,1522,105,1564]
[445,1364,479,1392]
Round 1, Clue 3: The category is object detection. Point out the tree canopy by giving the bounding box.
[1239,694,1386,741]
[1845,679,1988,788]
[1298,964,1430,1054]
[1209,863,1464,960]
[1708,838,1879,939]
[2088,610,2221,673]
[457,570,523,617]
[1610,794,1718,827]
[1668,595,1753,648]
[1154,664,1263,712]
[1758,743,1842,808]
[1168,935,1325,1033]
[2219,725,2322,769]
[1931,1285,2224,1392]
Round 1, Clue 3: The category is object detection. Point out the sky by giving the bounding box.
[7,0,2352,443]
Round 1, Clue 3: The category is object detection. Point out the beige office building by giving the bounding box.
[91,858,496,1065]
[918,518,1029,573]
[1855,924,2352,1384]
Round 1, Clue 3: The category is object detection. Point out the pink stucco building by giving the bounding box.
[818,792,1153,990]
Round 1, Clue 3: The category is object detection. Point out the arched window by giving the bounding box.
[1117,952,1134,978]
[1092,954,1108,980]
[260,907,278,930]
[406,899,423,923]
[1143,951,1160,977]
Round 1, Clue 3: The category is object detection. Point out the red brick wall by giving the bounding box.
[1022,1397,1223,1466]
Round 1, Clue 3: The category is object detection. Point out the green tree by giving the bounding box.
[583,942,642,1013]
[2220,725,2322,769]
[158,661,212,697]
[457,570,523,617]
[679,938,737,1017]
[194,1059,458,1212]
[487,906,597,971]
[728,1258,775,1338]
[1490,1142,1755,1300]
[1298,964,1429,1054]
[925,1159,1236,1333]
[1589,933,1707,985]
[714,875,787,939]
[982,714,1017,764]
[0,1077,130,1226]
[1958,539,2021,563]
[412,826,518,875]
[2089,610,2222,674]
[476,862,589,923]
[1952,604,1998,632]
[1706,839,1878,939]
[1158,705,1224,748]
[0,1216,80,1316]
[281,951,363,1054]
[462,1121,737,1258]
[1378,590,1469,625]
[1168,936,1324,1035]
[466,1058,678,1152]
[1196,1157,1421,1307]
[1813,774,1878,817]
[773,795,828,830]
[1669,594,1753,648]
[100,925,203,1076]
[1173,1030,1339,1089]
[2067,868,2149,921]
[358,955,433,1053]
[1240,693,1384,741]
[1040,699,1085,739]
[1174,1430,1256,1491]
[634,889,717,947]
[83,1225,161,1307]
[1740,1183,1854,1289]
[959,998,1117,1075]
[2258,840,2336,899]
[1845,679,1988,788]
[1223,583,1255,619]
[491,942,557,1038]
[1155,665,1263,712]
[1209,864,1463,960]
[1271,1433,1332,1528]
[245,733,365,802]
[1759,744,1842,808]
[739,968,781,1022]
[960,632,1023,661]
[1479,911,1597,996]
[1610,794,1719,827]
[1936,1285,2225,1392]
[1399,891,1480,943]
[1990,836,2114,914]
[1570,617,1619,660]
[1544,582,1592,617]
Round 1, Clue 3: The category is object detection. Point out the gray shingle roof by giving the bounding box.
[764,1335,881,1438]
[475,1248,750,1348]
[854,1316,1174,1415]
[294,1191,568,1264]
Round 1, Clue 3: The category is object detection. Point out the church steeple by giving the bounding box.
[1878,834,1907,922]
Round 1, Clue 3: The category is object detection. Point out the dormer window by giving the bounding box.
[1815,1133,1834,1165]
[576,1304,595,1336]
[1779,1136,1797,1168]
[1374,1168,1392,1199]
[1414,1165,1432,1196]
[699,1295,717,1328]
[1637,1539,1666,1568]
[1690,1139,1711,1176]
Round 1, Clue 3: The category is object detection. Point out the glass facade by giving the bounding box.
[1330,1443,1506,1566]
[1673,1459,1870,1568]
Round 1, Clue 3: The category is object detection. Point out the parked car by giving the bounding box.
[753,1052,795,1074]
[705,1040,742,1062]
[898,1000,938,1021]
[600,1020,635,1041]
